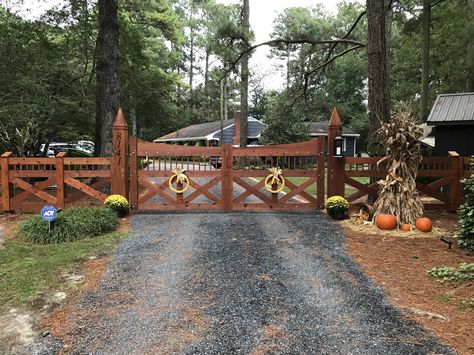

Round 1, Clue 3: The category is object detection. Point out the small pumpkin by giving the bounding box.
[416,217,432,232]
[400,223,411,232]
[376,214,397,230]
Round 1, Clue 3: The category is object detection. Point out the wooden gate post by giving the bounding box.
[448,151,462,212]
[316,137,325,209]
[55,152,66,209]
[221,144,233,211]
[129,135,138,210]
[1,152,12,212]
[112,108,129,198]
[327,107,345,198]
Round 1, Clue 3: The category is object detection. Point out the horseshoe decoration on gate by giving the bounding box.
[264,167,286,193]
[168,167,190,194]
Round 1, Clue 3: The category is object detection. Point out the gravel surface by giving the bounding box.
[43,213,455,354]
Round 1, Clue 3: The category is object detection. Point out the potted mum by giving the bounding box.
[325,196,349,220]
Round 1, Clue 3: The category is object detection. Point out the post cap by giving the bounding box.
[328,107,342,128]
[113,107,128,129]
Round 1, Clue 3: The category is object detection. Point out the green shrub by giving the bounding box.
[19,207,118,244]
[104,194,129,217]
[457,159,474,250]
[427,263,474,283]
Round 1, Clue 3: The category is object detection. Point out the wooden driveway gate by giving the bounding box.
[129,137,325,211]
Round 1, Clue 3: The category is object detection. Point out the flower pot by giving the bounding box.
[328,209,347,220]
[376,214,397,230]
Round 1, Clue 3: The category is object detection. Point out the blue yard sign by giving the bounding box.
[41,205,57,222]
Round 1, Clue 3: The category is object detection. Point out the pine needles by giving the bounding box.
[373,111,424,225]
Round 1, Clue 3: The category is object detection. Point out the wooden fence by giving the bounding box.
[0,107,472,213]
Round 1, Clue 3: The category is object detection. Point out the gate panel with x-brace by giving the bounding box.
[129,136,325,211]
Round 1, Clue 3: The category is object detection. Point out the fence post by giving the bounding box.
[327,107,345,198]
[316,137,325,209]
[111,108,129,198]
[129,135,138,210]
[221,144,233,211]
[56,152,66,209]
[448,151,462,212]
[1,152,12,212]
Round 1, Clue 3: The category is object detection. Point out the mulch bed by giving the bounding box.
[343,212,474,355]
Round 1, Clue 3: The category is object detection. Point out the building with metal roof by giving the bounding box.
[427,93,474,156]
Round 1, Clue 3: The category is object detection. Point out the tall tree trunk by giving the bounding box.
[467,0,474,91]
[188,2,195,122]
[385,0,393,114]
[224,75,228,121]
[420,0,431,120]
[95,0,120,157]
[239,0,250,147]
[204,49,210,94]
[131,105,137,137]
[366,0,389,149]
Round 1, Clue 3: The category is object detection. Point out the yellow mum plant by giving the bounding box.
[104,194,129,217]
[325,196,349,219]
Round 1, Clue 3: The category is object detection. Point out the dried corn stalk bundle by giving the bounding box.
[373,111,424,225]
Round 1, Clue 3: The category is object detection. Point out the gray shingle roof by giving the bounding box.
[427,93,474,125]
[155,119,359,142]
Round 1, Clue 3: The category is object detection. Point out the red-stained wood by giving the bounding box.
[112,110,129,197]
[10,177,57,204]
[327,108,344,197]
[316,137,325,209]
[9,157,53,165]
[64,170,111,178]
[232,170,316,177]
[136,139,221,157]
[66,178,110,204]
[10,177,56,206]
[10,171,56,178]
[138,177,175,204]
[185,176,222,204]
[221,144,233,211]
[279,177,317,203]
[56,153,66,209]
[232,203,316,211]
[64,158,111,165]
[233,178,266,204]
[64,177,107,202]
[233,176,272,204]
[129,135,139,209]
[233,139,318,157]
[138,203,220,211]
[1,152,12,211]
[139,170,221,178]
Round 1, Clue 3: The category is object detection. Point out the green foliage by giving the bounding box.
[457,161,474,250]
[458,298,474,309]
[427,263,474,283]
[19,207,118,244]
[0,230,126,311]
[260,91,310,145]
[104,194,129,217]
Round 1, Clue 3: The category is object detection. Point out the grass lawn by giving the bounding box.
[0,231,128,312]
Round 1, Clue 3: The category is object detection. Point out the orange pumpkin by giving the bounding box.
[376,214,397,230]
[401,223,411,232]
[416,217,432,232]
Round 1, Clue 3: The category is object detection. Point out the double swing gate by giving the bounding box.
[129,136,326,212]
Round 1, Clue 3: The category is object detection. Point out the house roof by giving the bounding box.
[155,118,359,142]
[155,119,235,142]
[427,92,474,125]
[305,122,359,137]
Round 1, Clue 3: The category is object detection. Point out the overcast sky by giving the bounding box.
[7,0,358,90]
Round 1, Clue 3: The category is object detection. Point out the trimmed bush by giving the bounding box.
[20,207,118,244]
[458,159,474,250]
[104,194,129,217]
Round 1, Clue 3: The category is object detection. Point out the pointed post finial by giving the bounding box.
[328,107,342,128]
[113,107,128,129]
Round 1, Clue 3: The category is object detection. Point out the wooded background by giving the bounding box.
[0,0,473,156]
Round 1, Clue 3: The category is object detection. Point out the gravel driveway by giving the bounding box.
[47,213,454,354]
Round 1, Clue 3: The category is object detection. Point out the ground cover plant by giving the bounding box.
[0,230,127,312]
[19,207,118,244]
